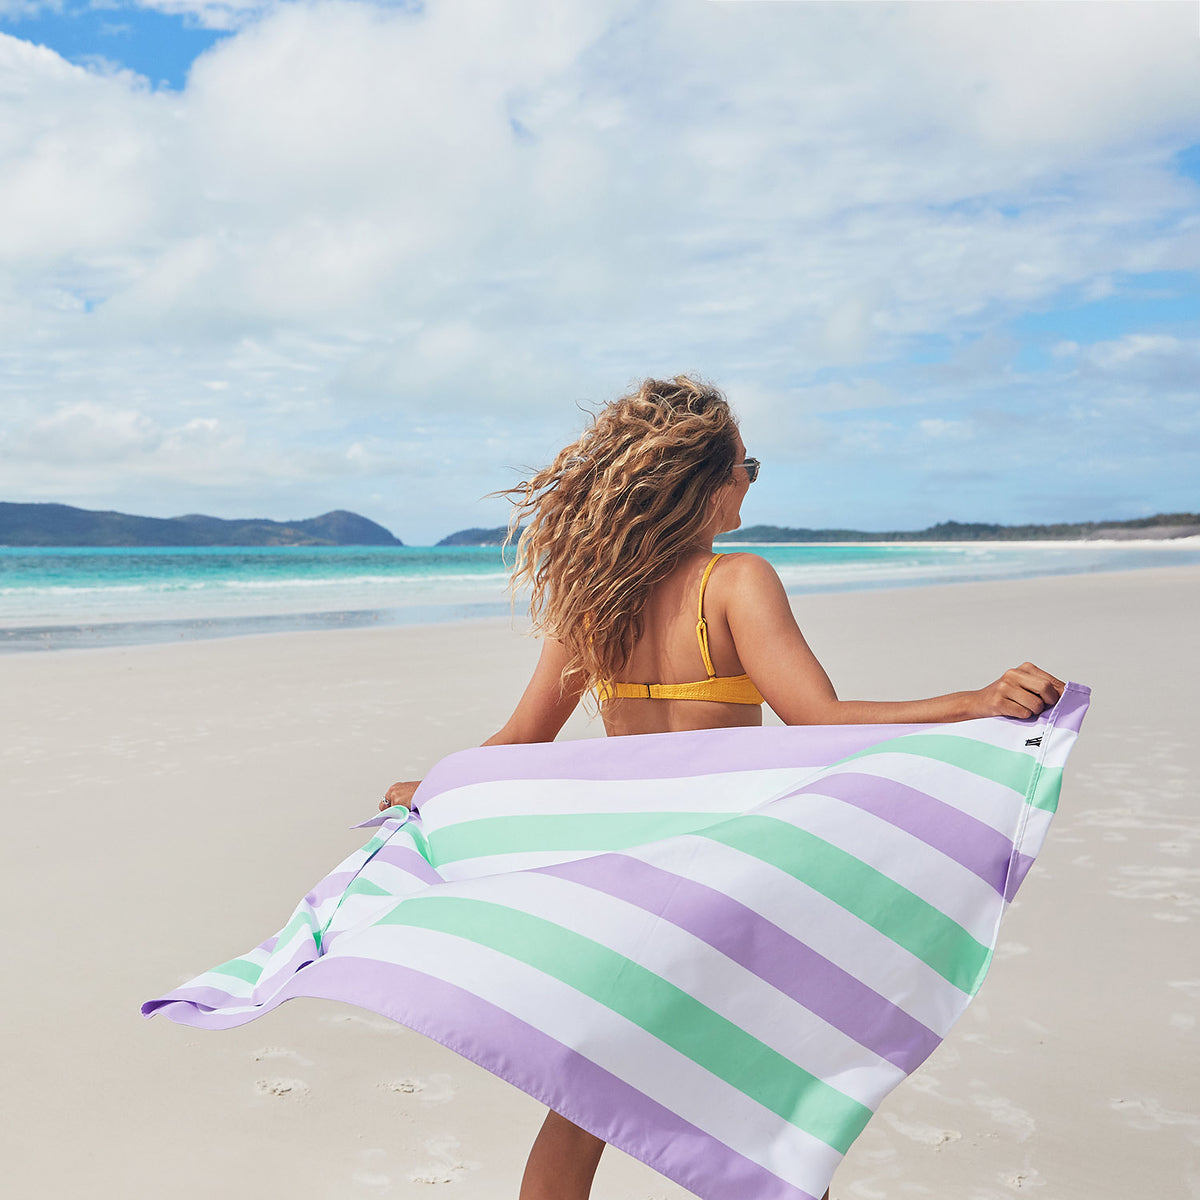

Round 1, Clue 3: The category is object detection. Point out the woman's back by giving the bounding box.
[601,551,764,737]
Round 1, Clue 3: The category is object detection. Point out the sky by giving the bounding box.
[0,0,1198,545]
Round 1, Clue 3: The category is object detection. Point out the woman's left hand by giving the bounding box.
[380,780,421,812]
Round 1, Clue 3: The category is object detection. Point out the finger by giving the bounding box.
[1022,662,1066,690]
[1000,697,1035,719]
[1010,665,1059,708]
[994,684,1037,718]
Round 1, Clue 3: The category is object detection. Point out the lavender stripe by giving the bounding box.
[143,982,248,1013]
[351,810,412,830]
[1004,853,1037,902]
[370,843,443,885]
[535,854,941,1074]
[784,772,1019,895]
[304,845,442,909]
[147,958,825,1200]
[252,933,320,995]
[305,869,358,908]
[420,722,928,801]
[1049,683,1090,734]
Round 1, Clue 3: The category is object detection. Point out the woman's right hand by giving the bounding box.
[380,780,421,812]
[968,663,1065,720]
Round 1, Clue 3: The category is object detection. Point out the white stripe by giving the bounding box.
[1012,804,1056,862]
[626,835,971,1036]
[189,942,282,1001]
[440,868,907,1108]
[256,919,323,993]
[423,769,813,826]
[764,792,1001,945]
[347,858,438,899]
[936,718,1046,757]
[437,847,626,882]
[327,921,846,1197]
[1039,724,1079,771]
[819,754,1026,837]
[934,718,1077,775]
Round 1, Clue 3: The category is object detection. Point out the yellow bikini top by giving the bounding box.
[597,553,765,706]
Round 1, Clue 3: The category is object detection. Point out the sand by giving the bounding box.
[3,566,1198,1199]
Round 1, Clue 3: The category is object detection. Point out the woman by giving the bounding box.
[380,375,1064,1200]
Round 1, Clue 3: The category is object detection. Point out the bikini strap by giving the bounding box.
[695,553,722,679]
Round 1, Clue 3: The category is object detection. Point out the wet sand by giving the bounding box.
[3,566,1197,1198]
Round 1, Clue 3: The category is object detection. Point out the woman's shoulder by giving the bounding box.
[710,551,787,608]
[714,550,782,586]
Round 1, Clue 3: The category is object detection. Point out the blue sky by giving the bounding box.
[0,2,228,89]
[0,0,1197,544]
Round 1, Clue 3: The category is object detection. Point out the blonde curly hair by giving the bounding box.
[505,375,739,699]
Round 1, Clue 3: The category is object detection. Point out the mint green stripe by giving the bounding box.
[380,895,872,1153]
[703,815,989,993]
[427,812,734,866]
[842,733,1060,809]
[257,907,323,953]
[343,877,392,899]
[399,822,432,860]
[1027,765,1062,816]
[208,957,264,984]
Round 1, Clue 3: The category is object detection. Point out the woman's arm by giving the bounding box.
[381,638,584,810]
[723,554,1064,725]
[483,637,586,746]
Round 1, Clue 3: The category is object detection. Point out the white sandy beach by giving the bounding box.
[3,566,1198,1199]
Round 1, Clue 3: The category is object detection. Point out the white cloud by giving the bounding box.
[1073,333,1200,392]
[0,1,1198,537]
[896,2,1200,154]
[129,0,275,32]
[6,400,163,462]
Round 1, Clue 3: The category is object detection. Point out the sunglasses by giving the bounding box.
[737,457,761,484]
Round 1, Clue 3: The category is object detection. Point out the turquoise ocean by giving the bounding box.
[3,540,1199,653]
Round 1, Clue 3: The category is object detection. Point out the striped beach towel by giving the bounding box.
[144,682,1090,1200]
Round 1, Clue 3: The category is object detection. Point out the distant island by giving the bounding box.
[435,513,1198,546]
[5,503,1196,548]
[716,514,1200,543]
[0,503,403,547]
[436,525,520,547]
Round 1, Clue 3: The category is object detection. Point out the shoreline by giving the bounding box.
[4,547,1199,654]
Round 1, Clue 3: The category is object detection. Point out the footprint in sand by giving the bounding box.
[962,1032,1015,1055]
[252,1046,314,1066]
[379,1078,424,1096]
[1109,865,1200,914]
[409,1136,478,1185]
[906,1069,959,1101]
[880,1113,962,1150]
[254,1077,310,1098]
[1002,1167,1044,1190]
[995,941,1030,962]
[971,1091,1036,1141]
[1110,1097,1200,1130]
